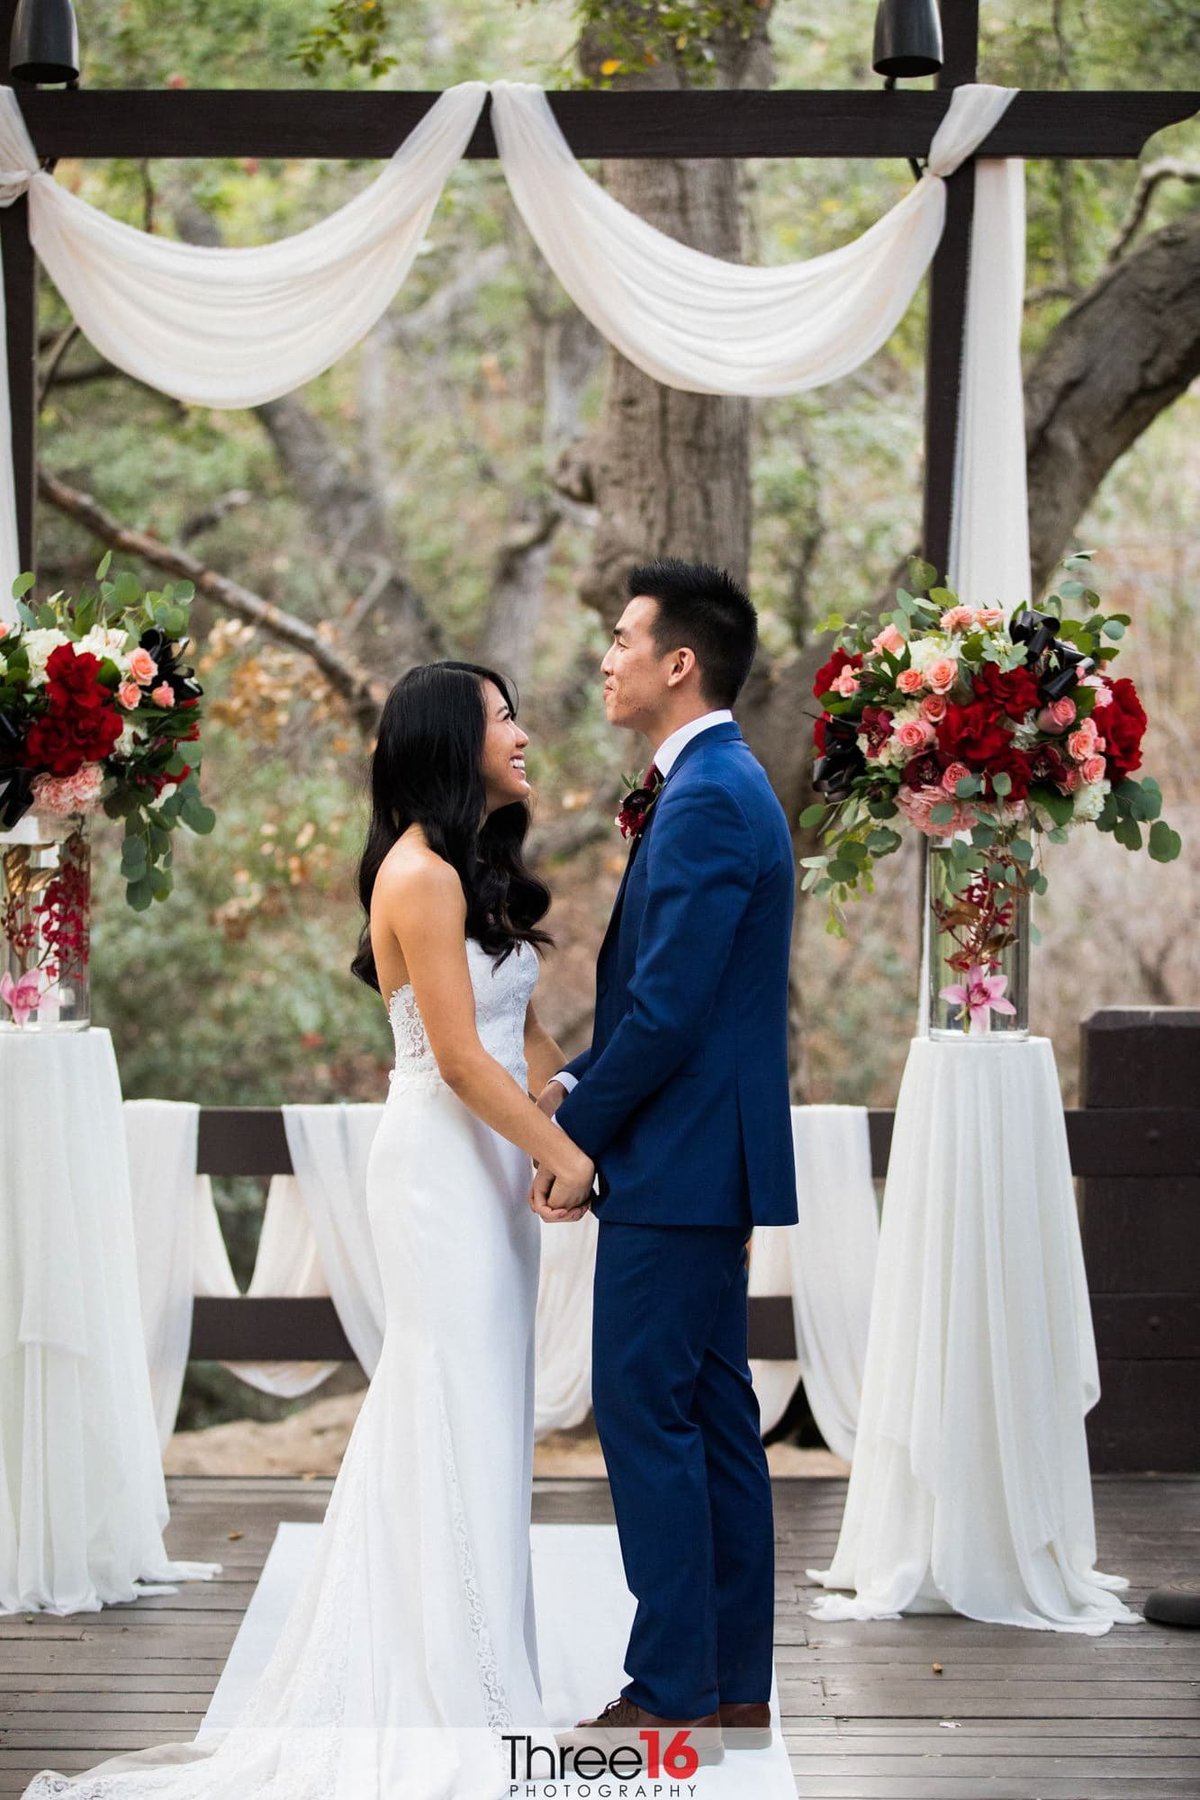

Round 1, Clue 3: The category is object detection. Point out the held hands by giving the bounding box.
[529,1157,594,1222]
[528,1087,595,1224]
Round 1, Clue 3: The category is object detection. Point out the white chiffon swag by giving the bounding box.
[124,1098,876,1453]
[0,78,1025,620]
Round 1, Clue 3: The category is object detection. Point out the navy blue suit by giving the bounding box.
[555,719,797,1719]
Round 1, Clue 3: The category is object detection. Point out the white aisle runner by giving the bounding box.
[201,1522,793,1797]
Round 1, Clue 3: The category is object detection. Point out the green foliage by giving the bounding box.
[289,0,398,79]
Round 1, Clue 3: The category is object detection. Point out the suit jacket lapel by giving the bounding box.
[597,721,742,962]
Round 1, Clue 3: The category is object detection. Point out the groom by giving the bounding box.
[532,558,797,1763]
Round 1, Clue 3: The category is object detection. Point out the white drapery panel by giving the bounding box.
[123,1099,876,1457]
[490,82,1014,396]
[0,82,489,409]
[0,80,1026,622]
[749,1106,879,1455]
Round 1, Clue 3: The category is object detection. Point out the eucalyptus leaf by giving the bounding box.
[1148,821,1182,864]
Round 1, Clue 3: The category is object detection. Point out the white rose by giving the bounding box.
[1070,779,1111,826]
[21,627,70,679]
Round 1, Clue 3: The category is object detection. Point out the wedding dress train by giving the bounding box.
[25,939,548,1800]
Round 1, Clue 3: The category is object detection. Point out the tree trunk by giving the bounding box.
[571,7,774,623]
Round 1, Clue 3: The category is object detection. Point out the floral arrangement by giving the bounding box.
[0,554,215,910]
[800,555,1180,1025]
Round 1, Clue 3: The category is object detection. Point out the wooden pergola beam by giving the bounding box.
[7,86,1195,161]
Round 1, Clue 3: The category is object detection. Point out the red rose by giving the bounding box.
[936,700,1010,770]
[972,660,1040,720]
[812,648,863,701]
[44,644,109,710]
[25,700,123,777]
[813,715,829,753]
[1092,676,1147,780]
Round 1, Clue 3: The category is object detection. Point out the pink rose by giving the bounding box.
[941,760,972,794]
[1082,754,1107,784]
[896,719,934,751]
[920,693,948,723]
[128,647,157,684]
[117,681,142,710]
[871,623,906,658]
[1068,723,1098,762]
[926,657,959,694]
[832,667,860,697]
[939,606,976,632]
[1036,696,1076,733]
[150,681,175,708]
[974,608,1005,626]
[896,784,977,838]
[1063,767,1083,793]
[896,667,925,695]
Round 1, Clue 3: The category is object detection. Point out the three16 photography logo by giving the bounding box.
[504,1727,701,1796]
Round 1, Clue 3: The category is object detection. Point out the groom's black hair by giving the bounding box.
[629,558,758,707]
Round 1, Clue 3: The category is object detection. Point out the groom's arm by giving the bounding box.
[554,780,757,1163]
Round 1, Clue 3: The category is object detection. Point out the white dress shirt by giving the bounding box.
[553,710,733,1095]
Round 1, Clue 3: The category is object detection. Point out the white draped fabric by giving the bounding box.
[749,1106,879,1455]
[122,1099,876,1453]
[490,81,1013,395]
[0,1034,219,1614]
[807,1038,1139,1634]
[0,79,1026,620]
[0,83,489,410]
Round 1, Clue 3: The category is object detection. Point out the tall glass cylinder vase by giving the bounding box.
[0,810,92,1029]
[926,836,1030,1040]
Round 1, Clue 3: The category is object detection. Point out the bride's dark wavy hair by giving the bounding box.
[350,660,552,993]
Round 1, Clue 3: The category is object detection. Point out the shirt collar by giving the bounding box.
[653,709,734,779]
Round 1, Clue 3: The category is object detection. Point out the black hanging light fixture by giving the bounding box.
[872,0,944,80]
[8,0,80,85]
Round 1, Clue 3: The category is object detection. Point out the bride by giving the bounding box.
[25,661,596,1800]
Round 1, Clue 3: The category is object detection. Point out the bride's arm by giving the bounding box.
[524,1002,566,1100]
[376,855,593,1195]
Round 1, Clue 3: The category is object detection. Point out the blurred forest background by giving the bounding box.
[33,0,1198,1429]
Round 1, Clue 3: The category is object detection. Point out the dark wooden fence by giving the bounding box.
[188,1007,1199,1471]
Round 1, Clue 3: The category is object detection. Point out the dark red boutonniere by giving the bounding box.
[615,762,663,841]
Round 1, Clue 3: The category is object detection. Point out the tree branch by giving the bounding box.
[37,464,385,737]
[1106,159,1200,266]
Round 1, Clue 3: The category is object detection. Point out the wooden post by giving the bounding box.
[0,0,38,577]
[1080,1007,1200,1472]
[921,0,979,584]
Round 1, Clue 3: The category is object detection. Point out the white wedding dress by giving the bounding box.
[25,938,549,1800]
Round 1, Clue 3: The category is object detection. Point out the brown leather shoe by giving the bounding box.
[556,1695,725,1767]
[719,1700,773,1749]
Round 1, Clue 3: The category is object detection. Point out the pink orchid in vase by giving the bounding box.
[938,964,1018,1036]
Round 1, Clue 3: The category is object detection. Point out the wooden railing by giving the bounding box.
[187,1008,1200,1469]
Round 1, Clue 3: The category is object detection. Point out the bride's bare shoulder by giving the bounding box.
[374,830,463,918]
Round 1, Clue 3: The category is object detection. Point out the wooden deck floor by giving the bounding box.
[2,1474,1197,1799]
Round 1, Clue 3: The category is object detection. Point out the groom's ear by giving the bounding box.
[665,645,698,689]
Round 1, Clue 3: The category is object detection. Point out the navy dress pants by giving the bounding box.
[591,1219,776,1720]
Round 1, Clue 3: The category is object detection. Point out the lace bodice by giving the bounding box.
[387,938,537,1093]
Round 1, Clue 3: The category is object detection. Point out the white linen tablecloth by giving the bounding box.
[808,1034,1139,1634]
[0,1028,219,1613]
